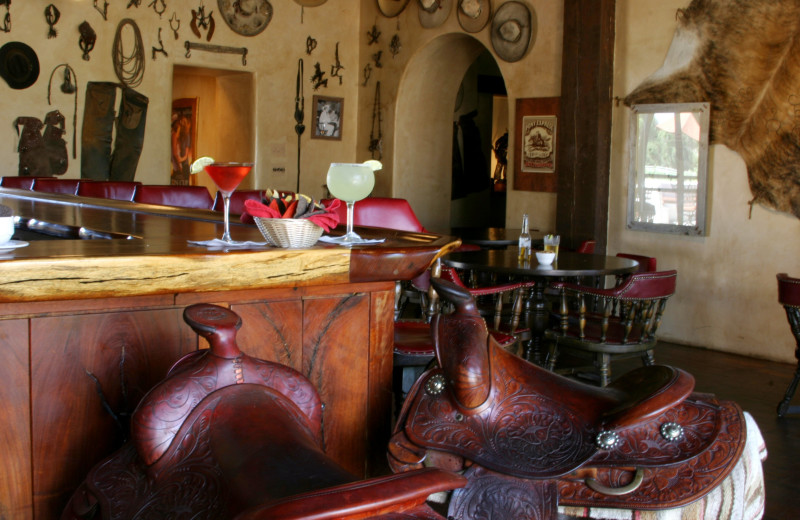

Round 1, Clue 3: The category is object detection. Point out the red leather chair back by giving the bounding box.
[78,181,141,201]
[32,178,80,195]
[576,240,596,254]
[617,269,677,299]
[322,197,427,233]
[0,176,37,190]
[134,185,214,210]
[213,189,265,215]
[778,273,800,307]
[616,253,658,273]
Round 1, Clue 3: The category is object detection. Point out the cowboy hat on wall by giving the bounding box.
[378,0,410,17]
[491,1,536,62]
[218,0,273,36]
[418,0,451,29]
[457,0,491,33]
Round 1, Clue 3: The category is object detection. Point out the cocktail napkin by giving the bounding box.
[318,236,386,245]
[188,238,269,248]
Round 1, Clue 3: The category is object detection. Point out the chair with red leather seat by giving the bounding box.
[134,184,214,210]
[213,189,266,215]
[77,181,141,201]
[32,177,80,195]
[777,273,800,417]
[62,303,465,520]
[545,269,678,386]
[322,196,428,232]
[576,239,596,253]
[616,252,657,273]
[0,176,37,190]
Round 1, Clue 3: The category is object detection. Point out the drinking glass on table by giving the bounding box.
[544,234,560,260]
[325,160,382,244]
[204,162,253,244]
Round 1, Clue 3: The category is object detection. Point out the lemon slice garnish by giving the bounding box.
[362,159,383,171]
[190,156,215,174]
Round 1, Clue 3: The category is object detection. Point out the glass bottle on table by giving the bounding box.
[518,213,531,261]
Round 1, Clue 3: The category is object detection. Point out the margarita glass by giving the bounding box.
[204,162,253,244]
[326,160,382,244]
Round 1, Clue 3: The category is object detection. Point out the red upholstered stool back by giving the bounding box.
[0,176,37,190]
[777,273,800,417]
[134,185,214,210]
[778,272,800,307]
[322,197,428,232]
[213,189,266,215]
[32,177,80,195]
[78,181,141,201]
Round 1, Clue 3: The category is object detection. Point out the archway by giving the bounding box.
[393,34,505,231]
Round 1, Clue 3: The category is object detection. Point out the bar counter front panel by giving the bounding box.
[0,190,458,519]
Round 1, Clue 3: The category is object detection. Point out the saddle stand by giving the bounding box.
[389,278,747,519]
[62,303,465,520]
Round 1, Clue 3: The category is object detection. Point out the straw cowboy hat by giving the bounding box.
[457,0,491,33]
[418,0,452,28]
[294,0,327,5]
[378,0,411,17]
[0,41,39,90]
[217,0,273,36]
[491,1,536,62]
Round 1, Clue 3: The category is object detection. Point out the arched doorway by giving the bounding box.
[393,34,507,231]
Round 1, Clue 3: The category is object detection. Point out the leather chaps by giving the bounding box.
[81,82,148,181]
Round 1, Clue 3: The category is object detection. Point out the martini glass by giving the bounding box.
[326,160,382,244]
[204,162,253,244]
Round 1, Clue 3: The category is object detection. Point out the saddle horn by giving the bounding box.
[431,277,492,411]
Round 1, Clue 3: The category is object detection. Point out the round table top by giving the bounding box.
[444,248,639,278]
[434,227,545,248]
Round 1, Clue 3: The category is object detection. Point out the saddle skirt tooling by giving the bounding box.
[388,278,748,519]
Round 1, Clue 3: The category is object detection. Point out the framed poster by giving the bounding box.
[312,95,343,140]
[171,98,198,186]
[514,97,560,192]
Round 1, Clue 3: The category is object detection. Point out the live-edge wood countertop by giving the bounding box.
[0,189,460,303]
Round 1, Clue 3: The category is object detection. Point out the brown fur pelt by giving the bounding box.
[625,0,800,218]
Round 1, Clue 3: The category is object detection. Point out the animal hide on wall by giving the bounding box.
[624,0,800,219]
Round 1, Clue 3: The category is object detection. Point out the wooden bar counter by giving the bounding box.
[0,189,460,520]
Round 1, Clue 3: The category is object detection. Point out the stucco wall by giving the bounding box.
[0,2,359,200]
[612,0,800,363]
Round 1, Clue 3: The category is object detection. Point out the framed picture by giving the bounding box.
[514,97,560,192]
[171,98,198,186]
[312,95,343,140]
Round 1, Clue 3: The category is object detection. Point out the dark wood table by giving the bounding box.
[433,227,545,249]
[444,248,639,362]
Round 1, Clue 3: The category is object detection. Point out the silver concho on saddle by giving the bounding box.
[389,277,746,519]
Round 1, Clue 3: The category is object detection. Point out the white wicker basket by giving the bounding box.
[254,217,323,248]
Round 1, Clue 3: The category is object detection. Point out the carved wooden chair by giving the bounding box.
[777,272,800,417]
[62,303,465,520]
[389,277,759,520]
[545,270,677,386]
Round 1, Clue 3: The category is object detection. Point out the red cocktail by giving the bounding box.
[204,162,253,244]
[205,163,251,193]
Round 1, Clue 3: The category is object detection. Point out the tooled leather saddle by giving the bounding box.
[62,303,465,520]
[389,278,747,519]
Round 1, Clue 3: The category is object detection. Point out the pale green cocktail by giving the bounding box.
[326,160,382,244]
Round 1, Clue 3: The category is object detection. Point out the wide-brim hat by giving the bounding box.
[418,0,451,29]
[378,0,410,17]
[294,0,327,5]
[217,0,273,36]
[491,1,535,63]
[0,42,39,90]
[457,0,490,33]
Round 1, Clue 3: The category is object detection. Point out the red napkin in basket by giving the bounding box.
[241,198,341,233]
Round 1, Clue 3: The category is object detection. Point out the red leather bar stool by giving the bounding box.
[0,176,37,190]
[77,180,141,201]
[32,177,80,195]
[134,184,214,209]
